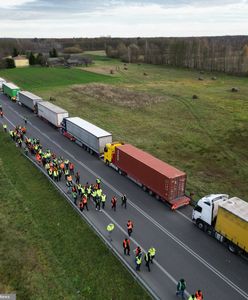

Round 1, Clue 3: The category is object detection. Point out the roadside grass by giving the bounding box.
[0,133,150,300]
[0,56,247,201]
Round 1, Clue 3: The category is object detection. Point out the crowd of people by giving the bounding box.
[2,122,204,299]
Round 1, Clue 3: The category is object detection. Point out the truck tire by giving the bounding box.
[142,185,147,192]
[228,243,237,254]
[118,169,123,175]
[196,220,205,231]
[90,149,93,155]
[149,190,153,196]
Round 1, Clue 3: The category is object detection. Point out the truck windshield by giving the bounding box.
[194,205,202,212]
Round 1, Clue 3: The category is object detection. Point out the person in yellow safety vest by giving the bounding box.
[45,163,50,173]
[81,185,85,195]
[92,190,97,203]
[77,184,82,196]
[135,254,142,271]
[87,186,91,198]
[3,124,7,132]
[148,247,156,263]
[64,169,69,180]
[48,168,53,177]
[53,169,59,182]
[188,295,197,300]
[107,223,115,242]
[96,177,101,189]
[9,130,14,140]
[101,194,106,209]
[96,189,102,197]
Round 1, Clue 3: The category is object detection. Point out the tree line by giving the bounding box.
[0,36,248,74]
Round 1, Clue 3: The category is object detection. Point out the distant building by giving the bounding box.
[13,55,29,68]
[47,57,65,67]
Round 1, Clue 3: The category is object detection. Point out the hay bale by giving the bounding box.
[198,77,204,81]
[143,72,148,76]
[124,67,128,70]
[192,95,198,99]
[231,87,239,92]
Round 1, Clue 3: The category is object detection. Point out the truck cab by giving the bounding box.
[192,194,229,230]
[104,142,124,164]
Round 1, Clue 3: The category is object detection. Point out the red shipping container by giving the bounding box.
[113,144,190,209]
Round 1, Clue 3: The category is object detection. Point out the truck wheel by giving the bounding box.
[197,221,204,231]
[149,190,153,196]
[228,243,237,254]
[118,169,122,175]
[155,195,160,200]
[105,160,109,166]
[90,149,93,155]
[142,185,147,192]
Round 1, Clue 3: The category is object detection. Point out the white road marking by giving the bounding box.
[4,102,248,300]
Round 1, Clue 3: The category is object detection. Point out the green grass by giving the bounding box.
[0,133,150,300]
[0,57,247,201]
[0,67,114,92]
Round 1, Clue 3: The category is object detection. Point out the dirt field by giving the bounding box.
[71,83,164,108]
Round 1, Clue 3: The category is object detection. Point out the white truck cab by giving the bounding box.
[192,194,229,229]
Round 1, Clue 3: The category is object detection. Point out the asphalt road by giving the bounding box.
[1,94,248,300]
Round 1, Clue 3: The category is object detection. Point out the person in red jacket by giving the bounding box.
[123,238,130,256]
[111,196,117,211]
[195,290,203,300]
[127,220,134,236]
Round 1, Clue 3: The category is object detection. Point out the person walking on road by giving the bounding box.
[107,223,115,242]
[101,194,106,209]
[134,246,142,257]
[3,124,7,133]
[135,253,142,271]
[75,171,80,184]
[176,278,186,299]
[96,177,101,189]
[123,238,130,256]
[111,196,117,211]
[121,194,127,208]
[188,295,196,300]
[148,247,156,263]
[95,196,101,211]
[127,220,134,237]
[144,251,151,272]
[195,290,203,300]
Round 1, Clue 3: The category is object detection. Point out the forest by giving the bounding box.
[0,36,248,75]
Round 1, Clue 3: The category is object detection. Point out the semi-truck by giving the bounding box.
[2,82,20,101]
[37,101,69,128]
[18,91,43,112]
[104,143,190,209]
[0,77,6,90]
[61,117,112,156]
[192,194,248,254]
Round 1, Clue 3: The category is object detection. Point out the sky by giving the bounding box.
[0,0,248,38]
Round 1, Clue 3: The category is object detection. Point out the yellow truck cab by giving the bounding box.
[104,142,123,164]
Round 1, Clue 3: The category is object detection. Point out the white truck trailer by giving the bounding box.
[18,91,43,112]
[61,117,112,155]
[0,77,6,90]
[192,194,248,254]
[37,101,69,128]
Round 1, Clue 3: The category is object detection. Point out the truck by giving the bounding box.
[18,91,43,112]
[37,101,69,128]
[192,194,248,254]
[2,82,20,101]
[0,77,6,90]
[104,143,190,209]
[61,117,112,156]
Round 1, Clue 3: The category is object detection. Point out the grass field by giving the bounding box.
[0,53,247,201]
[0,133,150,299]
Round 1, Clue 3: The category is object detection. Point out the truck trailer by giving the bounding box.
[2,82,20,101]
[37,101,69,128]
[104,143,190,209]
[192,194,248,254]
[61,117,112,155]
[0,77,6,90]
[18,91,43,112]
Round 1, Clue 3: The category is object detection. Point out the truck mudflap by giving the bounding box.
[170,196,190,210]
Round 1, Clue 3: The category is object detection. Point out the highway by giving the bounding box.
[1,94,248,300]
